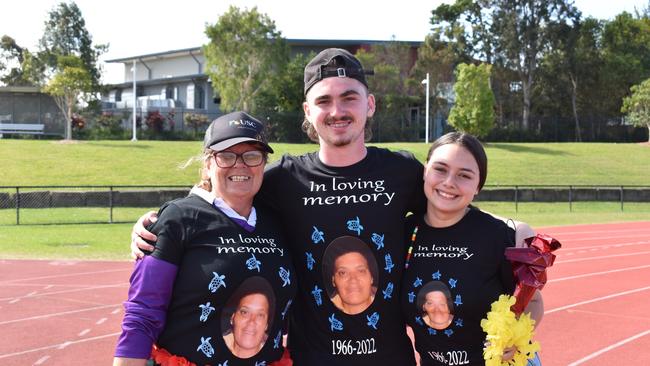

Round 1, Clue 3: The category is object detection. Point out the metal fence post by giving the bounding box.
[620,186,624,212]
[109,186,114,223]
[15,187,20,225]
[569,185,573,212]
[515,185,519,213]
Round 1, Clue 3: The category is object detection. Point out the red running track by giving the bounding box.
[534,221,650,366]
[1,221,648,365]
[0,260,133,365]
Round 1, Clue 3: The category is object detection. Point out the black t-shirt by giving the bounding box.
[258,147,425,366]
[400,208,516,366]
[150,194,296,366]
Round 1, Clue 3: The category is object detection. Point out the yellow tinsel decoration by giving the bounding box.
[480,294,540,366]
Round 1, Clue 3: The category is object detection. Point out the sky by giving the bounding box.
[2,0,648,84]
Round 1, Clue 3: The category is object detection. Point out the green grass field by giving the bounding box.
[1,140,649,186]
[1,139,648,260]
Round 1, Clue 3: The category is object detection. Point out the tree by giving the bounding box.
[448,63,495,137]
[411,33,469,134]
[431,0,579,130]
[256,52,311,142]
[539,17,604,141]
[357,40,421,141]
[600,12,650,117]
[622,78,650,142]
[43,55,92,140]
[203,6,289,113]
[38,1,107,90]
[1,35,25,85]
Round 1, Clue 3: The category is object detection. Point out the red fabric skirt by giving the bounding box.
[150,344,198,366]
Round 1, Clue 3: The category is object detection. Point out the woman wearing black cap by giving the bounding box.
[114,111,296,366]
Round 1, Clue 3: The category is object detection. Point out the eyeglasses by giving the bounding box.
[213,150,266,168]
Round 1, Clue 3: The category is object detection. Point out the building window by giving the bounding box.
[195,84,205,109]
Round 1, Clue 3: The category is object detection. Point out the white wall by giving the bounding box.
[123,53,205,82]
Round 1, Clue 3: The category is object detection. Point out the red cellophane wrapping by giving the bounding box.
[505,234,562,315]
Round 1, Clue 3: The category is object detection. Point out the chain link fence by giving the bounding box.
[0,185,190,225]
[1,185,649,225]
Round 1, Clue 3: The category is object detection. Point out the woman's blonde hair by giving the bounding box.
[180,149,214,192]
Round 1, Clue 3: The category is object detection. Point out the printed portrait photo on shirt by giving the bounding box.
[322,236,379,315]
[221,276,276,359]
[417,281,455,330]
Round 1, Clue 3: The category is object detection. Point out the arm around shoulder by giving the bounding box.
[513,221,536,248]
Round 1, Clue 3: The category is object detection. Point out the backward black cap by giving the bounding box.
[303,48,371,95]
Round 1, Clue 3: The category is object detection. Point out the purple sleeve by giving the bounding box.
[114,256,178,359]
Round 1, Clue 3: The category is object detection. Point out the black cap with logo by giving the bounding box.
[303,48,373,95]
[203,111,273,153]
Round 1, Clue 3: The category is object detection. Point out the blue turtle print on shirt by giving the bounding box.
[312,285,323,306]
[444,329,454,337]
[305,252,315,271]
[366,312,380,330]
[454,294,463,306]
[408,291,416,303]
[274,329,282,349]
[346,216,364,235]
[329,313,343,331]
[311,226,325,244]
[197,336,214,358]
[384,254,394,273]
[281,299,292,320]
[415,316,424,326]
[198,301,215,322]
[246,253,261,272]
[371,233,384,250]
[208,272,226,293]
[278,267,291,287]
[382,282,394,299]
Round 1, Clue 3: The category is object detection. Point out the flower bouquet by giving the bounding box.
[481,234,562,366]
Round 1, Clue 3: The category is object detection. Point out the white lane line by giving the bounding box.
[0,332,121,359]
[562,241,649,251]
[111,308,121,314]
[9,298,20,304]
[549,264,650,282]
[0,303,122,325]
[0,283,128,302]
[78,329,90,337]
[559,234,650,242]
[33,355,50,365]
[549,228,650,236]
[567,329,650,366]
[566,309,650,321]
[0,268,129,285]
[546,286,650,314]
[555,251,650,264]
[43,285,53,290]
[96,318,107,325]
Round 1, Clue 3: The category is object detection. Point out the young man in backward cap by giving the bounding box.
[132,48,426,365]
